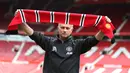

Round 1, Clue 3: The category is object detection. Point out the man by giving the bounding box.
[18,16,111,73]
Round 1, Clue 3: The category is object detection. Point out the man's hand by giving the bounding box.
[14,9,19,16]
[105,16,111,23]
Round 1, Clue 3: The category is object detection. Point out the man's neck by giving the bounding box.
[59,36,67,41]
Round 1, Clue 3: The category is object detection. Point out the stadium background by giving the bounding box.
[0,0,130,73]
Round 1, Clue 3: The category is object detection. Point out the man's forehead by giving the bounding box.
[58,24,73,27]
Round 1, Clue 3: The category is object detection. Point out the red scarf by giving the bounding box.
[7,9,115,39]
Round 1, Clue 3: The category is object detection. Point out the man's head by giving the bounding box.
[58,23,73,40]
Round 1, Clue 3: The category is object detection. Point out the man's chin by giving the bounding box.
[61,35,69,38]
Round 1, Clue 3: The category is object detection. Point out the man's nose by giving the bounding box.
[63,28,67,31]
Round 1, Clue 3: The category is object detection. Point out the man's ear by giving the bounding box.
[57,24,60,29]
[71,26,74,31]
[71,24,74,30]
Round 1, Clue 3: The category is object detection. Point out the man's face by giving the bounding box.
[58,24,73,38]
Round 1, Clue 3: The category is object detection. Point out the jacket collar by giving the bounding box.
[56,35,73,43]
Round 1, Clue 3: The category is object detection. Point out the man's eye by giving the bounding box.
[66,27,70,30]
[61,27,65,29]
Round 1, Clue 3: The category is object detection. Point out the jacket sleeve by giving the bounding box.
[78,36,99,54]
[29,31,51,52]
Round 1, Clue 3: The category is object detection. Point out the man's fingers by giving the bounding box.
[14,9,20,16]
[105,16,111,23]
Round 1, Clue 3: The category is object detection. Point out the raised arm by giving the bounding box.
[95,30,104,41]
[18,23,51,52]
[18,23,34,35]
[79,16,111,54]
